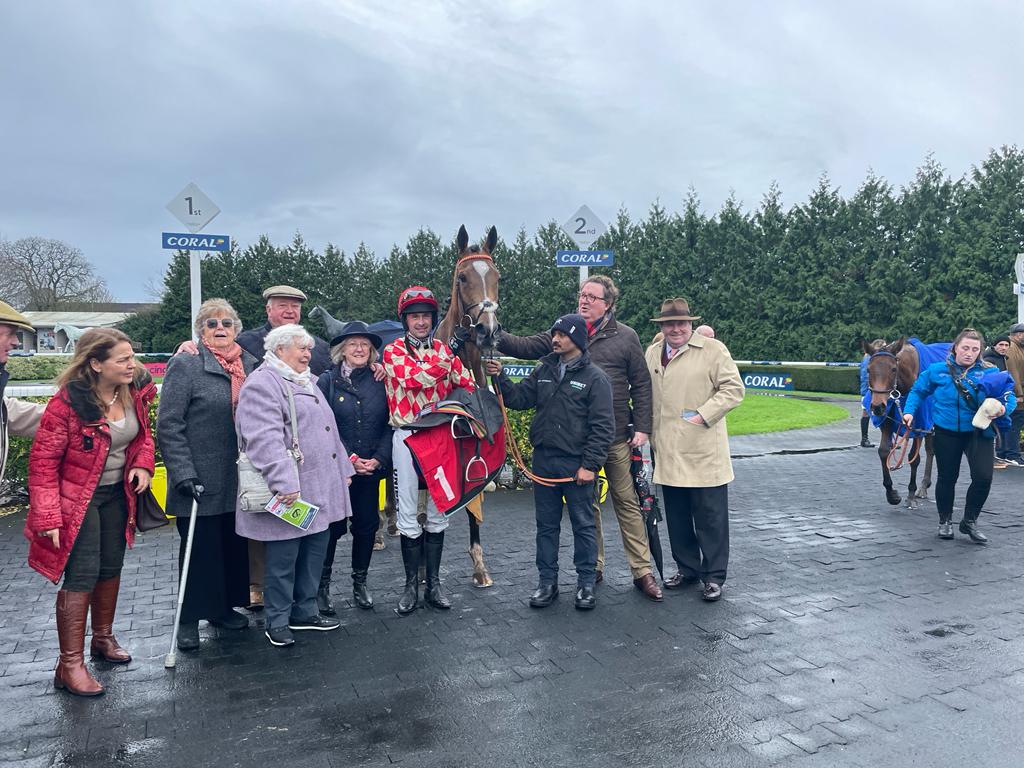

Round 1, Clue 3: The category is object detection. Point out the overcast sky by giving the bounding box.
[1,1,1021,301]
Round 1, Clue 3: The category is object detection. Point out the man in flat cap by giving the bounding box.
[1000,322,1024,466]
[645,298,744,602]
[236,285,332,376]
[0,300,44,486]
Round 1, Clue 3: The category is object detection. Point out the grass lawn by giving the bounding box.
[727,392,849,436]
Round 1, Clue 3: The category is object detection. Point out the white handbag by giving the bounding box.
[237,378,303,512]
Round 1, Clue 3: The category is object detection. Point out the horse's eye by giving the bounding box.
[458,273,467,283]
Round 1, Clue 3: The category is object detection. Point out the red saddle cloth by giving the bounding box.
[403,422,506,517]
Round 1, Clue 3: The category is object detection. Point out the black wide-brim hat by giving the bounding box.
[330,320,383,350]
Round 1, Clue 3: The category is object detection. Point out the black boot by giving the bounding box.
[317,577,336,616]
[959,517,988,544]
[352,569,373,609]
[396,535,422,615]
[860,416,873,448]
[423,531,452,609]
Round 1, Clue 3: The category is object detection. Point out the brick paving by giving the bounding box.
[3,409,1024,767]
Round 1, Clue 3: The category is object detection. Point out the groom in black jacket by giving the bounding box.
[485,314,614,610]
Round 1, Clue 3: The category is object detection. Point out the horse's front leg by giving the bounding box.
[918,433,934,500]
[905,437,921,509]
[878,426,901,505]
[466,503,493,588]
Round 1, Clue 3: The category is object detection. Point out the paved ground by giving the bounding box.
[3,409,1024,767]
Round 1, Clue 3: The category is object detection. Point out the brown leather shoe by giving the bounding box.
[595,570,604,584]
[54,590,104,697]
[664,571,700,590]
[248,588,264,611]
[633,573,664,602]
[89,577,131,663]
[702,582,723,602]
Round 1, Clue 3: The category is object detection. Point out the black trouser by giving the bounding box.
[176,513,249,624]
[63,483,128,592]
[933,426,994,523]
[532,448,597,588]
[322,474,380,581]
[661,484,730,585]
[997,407,1024,460]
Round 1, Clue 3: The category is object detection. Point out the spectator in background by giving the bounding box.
[26,329,156,696]
[859,339,887,448]
[645,299,744,602]
[1001,324,1024,467]
[695,325,715,339]
[984,335,1012,467]
[235,325,355,648]
[158,299,257,651]
[0,301,44,486]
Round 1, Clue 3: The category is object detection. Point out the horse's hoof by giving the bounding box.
[469,545,493,589]
[905,498,918,510]
[886,490,901,506]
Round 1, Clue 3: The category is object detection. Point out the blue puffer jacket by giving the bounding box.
[316,365,392,474]
[859,355,870,398]
[905,355,1017,433]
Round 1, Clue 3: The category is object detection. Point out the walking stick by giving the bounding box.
[165,497,200,669]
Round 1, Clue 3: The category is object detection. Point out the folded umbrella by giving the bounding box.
[630,444,664,580]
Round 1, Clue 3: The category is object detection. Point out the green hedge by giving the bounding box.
[5,354,171,382]
[738,365,859,394]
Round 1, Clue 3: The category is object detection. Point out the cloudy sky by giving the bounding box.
[1,1,1020,300]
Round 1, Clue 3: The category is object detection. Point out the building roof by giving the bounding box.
[22,311,135,328]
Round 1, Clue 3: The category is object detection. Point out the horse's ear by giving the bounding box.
[485,226,498,255]
[457,225,469,254]
[889,337,905,354]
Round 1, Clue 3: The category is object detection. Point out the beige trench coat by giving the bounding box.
[645,334,744,488]
[1,397,44,486]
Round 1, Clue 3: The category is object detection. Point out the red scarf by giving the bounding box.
[203,340,246,414]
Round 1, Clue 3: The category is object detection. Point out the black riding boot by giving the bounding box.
[352,569,373,609]
[317,570,336,617]
[424,531,452,609]
[396,535,422,615]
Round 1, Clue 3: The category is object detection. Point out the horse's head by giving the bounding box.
[864,337,905,416]
[453,224,501,351]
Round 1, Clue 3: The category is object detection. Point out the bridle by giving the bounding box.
[867,349,901,399]
[868,349,927,469]
[454,253,500,337]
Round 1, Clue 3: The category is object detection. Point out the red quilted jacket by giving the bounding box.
[25,375,157,583]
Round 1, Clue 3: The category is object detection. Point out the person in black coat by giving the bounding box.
[236,285,332,376]
[485,314,614,611]
[315,321,392,613]
[158,299,258,650]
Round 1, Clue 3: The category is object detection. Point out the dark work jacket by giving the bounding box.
[496,351,614,472]
[237,322,332,377]
[316,365,392,475]
[982,348,1007,372]
[497,313,652,442]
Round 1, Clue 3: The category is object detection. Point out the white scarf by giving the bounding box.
[264,349,316,392]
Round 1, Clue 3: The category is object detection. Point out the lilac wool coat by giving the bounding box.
[235,364,354,542]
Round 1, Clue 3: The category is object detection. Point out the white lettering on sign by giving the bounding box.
[562,253,604,264]
[742,373,794,390]
[167,236,227,249]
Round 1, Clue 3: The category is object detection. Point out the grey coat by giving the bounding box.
[157,345,258,518]
[234,364,354,542]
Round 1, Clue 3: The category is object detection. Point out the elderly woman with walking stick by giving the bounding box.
[236,324,355,648]
[158,299,257,652]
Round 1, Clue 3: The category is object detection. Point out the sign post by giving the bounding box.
[1015,253,1024,323]
[165,183,222,333]
[561,205,608,287]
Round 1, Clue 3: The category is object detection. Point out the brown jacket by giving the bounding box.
[498,313,653,442]
[1004,342,1024,410]
[645,334,744,488]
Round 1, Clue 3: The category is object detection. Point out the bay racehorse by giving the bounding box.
[863,337,943,508]
[435,224,501,588]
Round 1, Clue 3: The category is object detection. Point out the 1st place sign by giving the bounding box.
[162,232,231,252]
[555,250,614,267]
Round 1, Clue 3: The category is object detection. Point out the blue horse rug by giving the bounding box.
[862,338,950,434]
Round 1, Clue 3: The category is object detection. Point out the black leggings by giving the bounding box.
[62,483,128,592]
[322,474,381,581]
[933,426,994,523]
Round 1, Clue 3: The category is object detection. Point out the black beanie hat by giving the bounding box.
[550,313,589,352]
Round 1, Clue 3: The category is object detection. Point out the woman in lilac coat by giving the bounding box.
[236,324,355,648]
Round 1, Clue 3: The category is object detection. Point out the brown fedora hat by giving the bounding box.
[651,298,700,323]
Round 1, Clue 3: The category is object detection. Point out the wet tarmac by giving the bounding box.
[3,411,1024,767]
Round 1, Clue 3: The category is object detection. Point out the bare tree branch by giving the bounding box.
[0,237,112,309]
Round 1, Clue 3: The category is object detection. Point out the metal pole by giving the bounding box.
[580,265,589,289]
[189,250,202,339]
[1016,253,1024,324]
[165,498,199,668]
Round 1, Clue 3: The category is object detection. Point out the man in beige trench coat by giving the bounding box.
[645,298,744,601]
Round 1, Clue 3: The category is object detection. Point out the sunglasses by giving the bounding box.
[204,318,235,329]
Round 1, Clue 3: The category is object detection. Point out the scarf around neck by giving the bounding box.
[203,340,246,413]
[264,349,315,391]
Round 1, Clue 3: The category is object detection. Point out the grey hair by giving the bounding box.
[330,337,379,366]
[264,323,314,354]
[194,298,242,338]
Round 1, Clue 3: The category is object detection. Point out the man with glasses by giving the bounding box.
[497,276,662,601]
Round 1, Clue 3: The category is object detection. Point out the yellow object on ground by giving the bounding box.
[151,465,170,514]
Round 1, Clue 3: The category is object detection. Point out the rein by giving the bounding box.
[868,349,928,470]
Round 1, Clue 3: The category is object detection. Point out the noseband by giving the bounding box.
[868,349,900,397]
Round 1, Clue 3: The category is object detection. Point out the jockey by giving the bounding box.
[382,286,476,614]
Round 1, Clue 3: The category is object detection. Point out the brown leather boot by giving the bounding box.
[89,577,131,663]
[54,590,104,696]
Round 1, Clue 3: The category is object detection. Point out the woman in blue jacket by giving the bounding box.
[903,328,1016,543]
